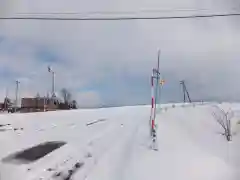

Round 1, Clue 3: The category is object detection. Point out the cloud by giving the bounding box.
[76,91,102,108]
[0,0,240,106]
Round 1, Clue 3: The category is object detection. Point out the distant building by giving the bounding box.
[21,97,59,113]
[0,103,5,110]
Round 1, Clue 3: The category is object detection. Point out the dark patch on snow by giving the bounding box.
[63,162,84,180]
[86,119,107,126]
[0,124,11,132]
[85,152,92,158]
[13,128,24,131]
[52,162,84,180]
[0,126,23,132]
[0,124,10,127]
[53,171,62,177]
[47,168,55,172]
[2,141,66,164]
[75,162,82,169]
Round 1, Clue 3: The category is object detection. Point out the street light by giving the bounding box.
[15,80,20,111]
[48,66,56,98]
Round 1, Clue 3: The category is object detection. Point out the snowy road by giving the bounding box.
[0,103,239,180]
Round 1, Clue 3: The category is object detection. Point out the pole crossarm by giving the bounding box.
[153,69,160,74]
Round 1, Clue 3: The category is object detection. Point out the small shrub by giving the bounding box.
[212,106,233,141]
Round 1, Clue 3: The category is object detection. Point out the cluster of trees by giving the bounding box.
[2,97,18,113]
[34,88,78,110]
[4,97,13,108]
[60,88,78,109]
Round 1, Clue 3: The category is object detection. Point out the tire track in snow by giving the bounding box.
[73,115,132,179]
[114,121,142,180]
[84,111,149,180]
[75,110,149,180]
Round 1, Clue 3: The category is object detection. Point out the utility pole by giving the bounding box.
[180,80,191,103]
[154,50,161,120]
[15,80,20,109]
[48,66,56,98]
[180,81,186,102]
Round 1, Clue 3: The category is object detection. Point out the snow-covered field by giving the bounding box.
[0,103,239,180]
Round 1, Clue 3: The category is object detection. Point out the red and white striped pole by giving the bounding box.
[150,69,155,132]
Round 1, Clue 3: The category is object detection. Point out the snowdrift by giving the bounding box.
[0,103,239,180]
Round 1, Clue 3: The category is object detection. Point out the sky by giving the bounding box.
[0,0,240,107]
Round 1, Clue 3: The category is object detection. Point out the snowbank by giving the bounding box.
[0,103,239,180]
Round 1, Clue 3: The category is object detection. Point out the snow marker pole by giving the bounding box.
[151,69,155,132]
[150,69,158,151]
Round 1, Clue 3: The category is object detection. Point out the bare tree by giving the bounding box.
[72,100,78,109]
[4,97,12,109]
[212,106,233,141]
[61,88,72,104]
[35,92,40,98]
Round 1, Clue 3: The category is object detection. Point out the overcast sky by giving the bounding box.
[0,0,240,107]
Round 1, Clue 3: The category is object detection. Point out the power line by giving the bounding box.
[0,12,240,21]
[15,6,240,16]
[17,7,210,15]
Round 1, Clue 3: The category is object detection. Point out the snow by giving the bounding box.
[0,103,239,180]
